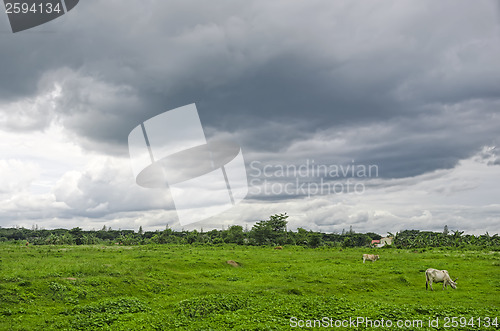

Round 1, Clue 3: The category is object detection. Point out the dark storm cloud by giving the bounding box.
[1,0,499,179]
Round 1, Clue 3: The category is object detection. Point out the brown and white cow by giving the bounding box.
[362,254,379,263]
[425,268,457,290]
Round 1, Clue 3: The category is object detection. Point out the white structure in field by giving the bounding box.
[372,236,393,247]
[380,237,393,246]
[128,104,248,226]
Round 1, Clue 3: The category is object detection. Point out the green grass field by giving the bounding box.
[0,244,498,330]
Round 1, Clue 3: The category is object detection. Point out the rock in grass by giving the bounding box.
[226,260,240,267]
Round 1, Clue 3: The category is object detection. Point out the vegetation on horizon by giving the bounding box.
[0,213,498,250]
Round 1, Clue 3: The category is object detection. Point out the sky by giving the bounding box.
[0,0,499,235]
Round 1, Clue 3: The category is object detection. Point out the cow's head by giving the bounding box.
[375,255,380,260]
[450,278,458,289]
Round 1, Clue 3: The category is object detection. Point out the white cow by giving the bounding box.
[425,268,457,290]
[362,254,379,263]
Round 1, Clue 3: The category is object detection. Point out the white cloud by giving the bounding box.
[0,159,40,194]
[52,156,173,216]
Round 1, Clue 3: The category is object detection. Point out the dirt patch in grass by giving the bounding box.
[226,260,241,267]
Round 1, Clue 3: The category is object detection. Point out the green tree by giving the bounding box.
[251,213,289,245]
[69,227,83,245]
[296,228,309,245]
[185,230,199,244]
[342,233,371,248]
[366,232,382,240]
[308,231,323,248]
[227,225,245,245]
[251,220,272,245]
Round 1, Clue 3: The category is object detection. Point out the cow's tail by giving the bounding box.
[425,271,429,290]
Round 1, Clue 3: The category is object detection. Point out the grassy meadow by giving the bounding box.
[0,244,498,330]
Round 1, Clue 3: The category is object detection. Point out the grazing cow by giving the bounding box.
[362,254,379,263]
[274,246,283,250]
[425,268,457,290]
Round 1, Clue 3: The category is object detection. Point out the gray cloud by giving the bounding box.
[0,0,499,233]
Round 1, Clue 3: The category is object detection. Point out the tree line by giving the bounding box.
[393,229,498,249]
[0,214,498,249]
